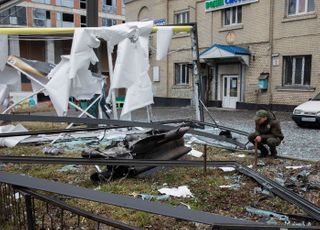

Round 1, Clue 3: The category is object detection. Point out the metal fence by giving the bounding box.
[0,183,136,230]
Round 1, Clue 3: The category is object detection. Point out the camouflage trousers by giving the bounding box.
[248,133,281,148]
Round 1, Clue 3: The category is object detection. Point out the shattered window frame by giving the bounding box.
[32,8,50,27]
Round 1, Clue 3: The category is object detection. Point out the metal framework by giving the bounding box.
[0,114,247,148]
[0,170,318,230]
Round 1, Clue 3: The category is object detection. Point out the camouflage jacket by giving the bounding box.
[255,116,284,141]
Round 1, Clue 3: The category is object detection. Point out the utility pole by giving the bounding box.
[86,0,100,120]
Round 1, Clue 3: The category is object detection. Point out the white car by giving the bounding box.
[292,93,320,127]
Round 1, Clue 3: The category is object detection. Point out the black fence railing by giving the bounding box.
[0,183,137,230]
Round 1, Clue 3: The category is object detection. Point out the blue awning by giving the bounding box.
[200,44,250,66]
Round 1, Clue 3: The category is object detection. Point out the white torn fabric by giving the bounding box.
[158,186,194,198]
[0,35,8,71]
[0,124,30,147]
[110,21,154,118]
[69,28,100,80]
[46,55,103,116]
[156,26,173,60]
[45,56,71,116]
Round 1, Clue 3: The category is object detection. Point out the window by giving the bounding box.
[62,13,73,22]
[32,0,50,4]
[283,55,312,86]
[288,0,315,16]
[33,9,50,27]
[224,6,242,26]
[175,64,190,85]
[102,18,117,27]
[174,11,189,24]
[0,6,27,26]
[56,12,74,27]
[80,0,86,9]
[106,0,112,6]
[81,15,86,27]
[56,0,74,8]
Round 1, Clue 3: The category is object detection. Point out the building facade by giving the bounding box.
[0,0,125,90]
[125,0,319,111]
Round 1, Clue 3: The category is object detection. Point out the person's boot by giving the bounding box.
[258,145,269,157]
[270,147,278,158]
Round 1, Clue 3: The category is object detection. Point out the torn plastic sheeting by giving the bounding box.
[46,55,103,116]
[187,149,203,158]
[158,186,194,198]
[156,26,173,60]
[0,34,8,71]
[0,124,29,147]
[246,207,290,224]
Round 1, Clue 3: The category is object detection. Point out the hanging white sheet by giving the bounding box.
[46,55,103,116]
[110,21,154,118]
[156,26,173,61]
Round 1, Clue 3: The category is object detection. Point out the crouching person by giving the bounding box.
[248,110,284,157]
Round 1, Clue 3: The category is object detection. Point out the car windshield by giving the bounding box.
[312,93,320,101]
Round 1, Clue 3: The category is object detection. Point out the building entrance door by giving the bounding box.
[222,75,240,108]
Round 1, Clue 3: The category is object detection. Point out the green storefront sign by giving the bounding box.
[205,0,258,12]
[205,0,224,10]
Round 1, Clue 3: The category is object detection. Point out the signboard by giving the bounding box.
[205,0,258,12]
[154,19,166,26]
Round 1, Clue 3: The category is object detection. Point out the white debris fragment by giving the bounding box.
[158,186,193,198]
[285,165,311,170]
[15,192,21,200]
[236,154,246,158]
[0,124,30,147]
[219,167,235,172]
[187,149,203,158]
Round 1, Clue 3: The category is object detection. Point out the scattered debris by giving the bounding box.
[219,184,240,190]
[285,165,311,170]
[57,165,80,173]
[0,124,29,147]
[158,186,193,198]
[42,146,60,155]
[218,167,235,172]
[187,149,203,158]
[246,207,290,224]
[133,193,170,201]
